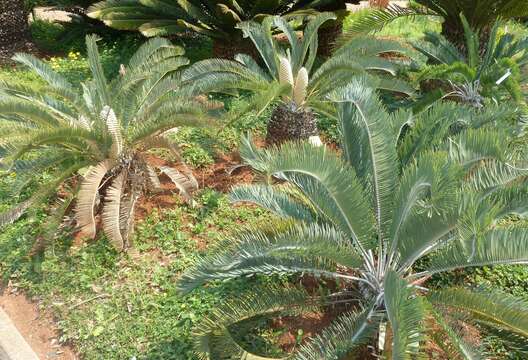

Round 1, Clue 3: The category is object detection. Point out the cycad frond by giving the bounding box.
[0,201,32,228]
[177,222,363,295]
[384,271,424,360]
[11,53,74,92]
[341,4,434,38]
[427,303,484,360]
[424,228,528,275]
[230,184,314,223]
[101,106,122,159]
[159,166,197,204]
[75,160,111,239]
[194,284,311,359]
[294,306,379,360]
[0,161,88,227]
[242,140,375,250]
[86,35,111,107]
[330,79,398,239]
[102,171,125,250]
[430,287,528,338]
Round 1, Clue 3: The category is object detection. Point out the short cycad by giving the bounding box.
[0,35,210,251]
[183,13,414,145]
[413,16,528,106]
[178,78,528,358]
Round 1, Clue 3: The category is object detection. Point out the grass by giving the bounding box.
[0,187,278,359]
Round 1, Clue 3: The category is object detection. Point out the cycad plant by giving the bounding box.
[88,0,348,58]
[413,17,528,106]
[183,14,414,145]
[177,78,528,358]
[0,35,209,251]
[346,0,528,52]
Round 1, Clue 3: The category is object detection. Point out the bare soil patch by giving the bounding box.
[0,286,77,360]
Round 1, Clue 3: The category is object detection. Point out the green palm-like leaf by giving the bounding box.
[244,140,375,250]
[180,79,528,358]
[294,305,379,360]
[384,271,424,360]
[193,284,312,359]
[426,302,484,360]
[422,227,528,275]
[330,78,398,242]
[230,184,315,223]
[178,221,363,295]
[430,287,528,338]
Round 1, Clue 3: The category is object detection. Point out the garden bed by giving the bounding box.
[0,2,528,359]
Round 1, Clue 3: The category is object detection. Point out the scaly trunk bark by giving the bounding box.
[212,38,259,60]
[0,0,30,48]
[369,0,390,8]
[441,21,491,57]
[266,104,318,146]
[0,0,31,62]
[317,21,343,58]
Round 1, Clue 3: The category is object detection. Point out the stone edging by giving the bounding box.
[0,309,39,360]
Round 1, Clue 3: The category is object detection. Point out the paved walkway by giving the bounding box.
[0,309,39,360]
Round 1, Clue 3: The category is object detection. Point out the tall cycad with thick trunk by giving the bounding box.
[0,0,30,60]
[346,0,528,54]
[0,35,210,251]
[183,14,414,145]
[88,0,349,58]
[177,78,528,358]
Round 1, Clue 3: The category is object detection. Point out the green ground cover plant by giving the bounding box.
[0,186,276,359]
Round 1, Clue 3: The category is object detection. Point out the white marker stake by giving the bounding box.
[496,69,512,85]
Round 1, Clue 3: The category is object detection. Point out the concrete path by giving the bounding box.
[0,309,39,360]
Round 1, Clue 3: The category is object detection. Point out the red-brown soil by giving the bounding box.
[0,285,77,360]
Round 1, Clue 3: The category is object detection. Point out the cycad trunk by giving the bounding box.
[266,104,318,146]
[317,22,342,57]
[316,0,351,57]
[369,0,390,8]
[212,38,259,60]
[0,0,30,59]
[441,21,491,57]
